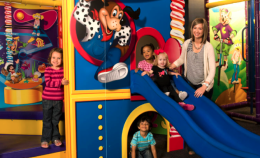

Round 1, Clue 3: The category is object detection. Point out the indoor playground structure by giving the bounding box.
[0,0,259,158]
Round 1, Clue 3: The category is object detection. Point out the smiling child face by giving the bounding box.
[157,53,167,68]
[51,51,62,69]
[138,120,150,132]
[142,46,153,60]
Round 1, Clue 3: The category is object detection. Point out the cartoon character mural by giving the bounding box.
[0,57,4,65]
[7,36,19,56]
[212,8,237,68]
[18,37,35,49]
[4,59,22,84]
[0,4,59,106]
[32,13,44,36]
[6,36,35,56]
[72,0,140,83]
[209,2,247,104]
[231,42,242,84]
[32,37,45,47]
[21,61,30,70]
[38,63,46,73]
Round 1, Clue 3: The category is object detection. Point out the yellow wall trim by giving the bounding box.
[0,119,64,135]
[71,89,130,95]
[71,92,131,102]
[206,0,248,8]
[63,0,74,157]
[0,2,58,9]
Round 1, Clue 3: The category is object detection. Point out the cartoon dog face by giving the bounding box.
[219,8,231,25]
[99,2,124,35]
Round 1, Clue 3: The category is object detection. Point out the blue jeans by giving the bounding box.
[231,64,239,82]
[41,99,63,142]
[131,148,153,158]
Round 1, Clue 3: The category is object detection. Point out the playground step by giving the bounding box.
[0,135,66,158]
[0,105,65,135]
[0,119,65,135]
[0,104,64,120]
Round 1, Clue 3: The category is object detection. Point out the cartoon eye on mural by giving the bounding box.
[70,0,140,83]
[212,8,237,70]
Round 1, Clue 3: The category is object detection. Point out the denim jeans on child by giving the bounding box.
[131,148,153,158]
[41,99,63,143]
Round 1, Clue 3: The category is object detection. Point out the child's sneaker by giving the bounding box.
[165,92,170,96]
[179,91,187,100]
[178,102,195,111]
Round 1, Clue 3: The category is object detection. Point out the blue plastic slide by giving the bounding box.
[130,70,260,158]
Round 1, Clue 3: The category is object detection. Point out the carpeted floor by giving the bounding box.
[0,135,65,154]
[0,107,259,157]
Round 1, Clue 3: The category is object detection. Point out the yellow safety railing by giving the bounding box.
[206,0,249,8]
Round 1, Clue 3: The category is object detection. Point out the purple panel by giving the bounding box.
[0,141,66,158]
[255,0,260,118]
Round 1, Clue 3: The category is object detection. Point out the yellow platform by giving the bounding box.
[0,119,65,135]
[4,85,42,104]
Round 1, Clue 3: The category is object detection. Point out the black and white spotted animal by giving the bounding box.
[73,1,131,46]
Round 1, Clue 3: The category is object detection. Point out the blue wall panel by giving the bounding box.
[76,100,148,158]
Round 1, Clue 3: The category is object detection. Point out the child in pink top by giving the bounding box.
[135,44,187,101]
[41,48,69,148]
[135,43,155,77]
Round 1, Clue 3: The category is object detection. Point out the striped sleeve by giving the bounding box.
[44,69,62,88]
[130,132,138,146]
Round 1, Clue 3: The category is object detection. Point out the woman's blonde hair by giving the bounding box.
[190,18,208,44]
[153,52,171,68]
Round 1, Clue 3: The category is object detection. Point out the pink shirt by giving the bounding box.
[42,67,64,100]
[138,60,154,77]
